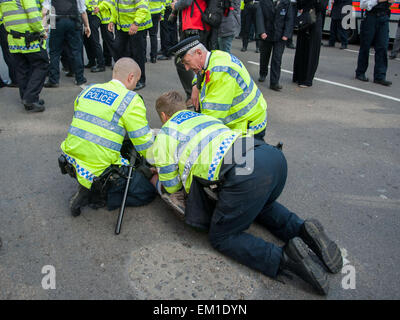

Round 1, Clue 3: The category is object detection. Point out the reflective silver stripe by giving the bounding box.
[221,89,262,125]
[112,91,136,124]
[160,126,188,142]
[201,101,231,111]
[117,7,136,13]
[128,125,150,139]
[134,138,154,152]
[69,126,122,152]
[74,111,126,137]
[232,79,255,106]
[161,120,222,159]
[181,128,230,186]
[3,7,38,17]
[5,16,42,27]
[159,164,178,175]
[161,176,181,188]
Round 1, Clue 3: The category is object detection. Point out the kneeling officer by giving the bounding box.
[152,91,343,295]
[59,58,157,216]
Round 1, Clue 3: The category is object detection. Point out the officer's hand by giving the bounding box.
[108,22,114,33]
[85,26,91,38]
[129,23,139,35]
[282,36,287,41]
[94,7,100,14]
[191,85,200,111]
[261,33,267,40]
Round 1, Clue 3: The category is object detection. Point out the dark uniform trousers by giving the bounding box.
[49,18,85,84]
[113,29,146,84]
[144,13,161,59]
[13,47,49,103]
[83,12,105,67]
[356,13,389,81]
[100,24,113,65]
[242,2,260,50]
[159,6,178,56]
[208,142,304,278]
[329,19,348,46]
[0,24,17,84]
[259,39,286,85]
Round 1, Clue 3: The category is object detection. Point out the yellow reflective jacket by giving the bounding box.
[100,0,153,32]
[195,50,268,136]
[61,80,154,189]
[0,0,46,53]
[153,110,240,194]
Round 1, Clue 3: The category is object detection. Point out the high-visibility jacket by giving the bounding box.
[100,0,153,32]
[94,0,112,24]
[153,110,240,194]
[195,50,267,136]
[0,0,46,54]
[61,80,154,190]
[148,0,164,15]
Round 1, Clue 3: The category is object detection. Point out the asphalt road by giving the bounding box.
[0,37,399,300]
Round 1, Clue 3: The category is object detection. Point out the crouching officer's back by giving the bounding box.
[59,57,157,216]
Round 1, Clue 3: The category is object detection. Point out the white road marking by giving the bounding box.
[343,48,400,61]
[247,60,400,103]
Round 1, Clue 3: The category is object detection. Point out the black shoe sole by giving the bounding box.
[288,237,329,295]
[303,219,343,274]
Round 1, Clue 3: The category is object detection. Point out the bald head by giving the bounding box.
[112,58,141,90]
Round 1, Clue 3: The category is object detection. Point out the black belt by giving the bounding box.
[366,10,390,17]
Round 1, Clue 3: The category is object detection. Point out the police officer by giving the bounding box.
[60,58,156,216]
[256,0,294,91]
[355,0,393,86]
[43,0,91,88]
[152,90,343,295]
[241,0,260,52]
[0,0,49,112]
[102,0,153,91]
[169,36,268,140]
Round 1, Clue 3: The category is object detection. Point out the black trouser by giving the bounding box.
[113,29,146,84]
[100,24,113,65]
[0,24,17,83]
[356,13,389,81]
[13,47,49,103]
[144,13,161,59]
[242,4,259,50]
[159,6,178,56]
[49,18,85,84]
[83,13,105,67]
[260,40,286,85]
[329,19,348,46]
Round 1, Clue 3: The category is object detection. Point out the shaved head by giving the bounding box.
[112,58,141,88]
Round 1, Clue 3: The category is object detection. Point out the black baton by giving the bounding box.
[115,165,133,235]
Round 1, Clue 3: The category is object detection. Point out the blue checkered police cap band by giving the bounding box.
[168,36,201,61]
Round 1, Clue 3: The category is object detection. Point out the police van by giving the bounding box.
[322,1,400,43]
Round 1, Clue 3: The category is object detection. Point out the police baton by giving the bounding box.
[115,165,134,235]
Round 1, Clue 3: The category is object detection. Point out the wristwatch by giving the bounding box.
[133,21,140,26]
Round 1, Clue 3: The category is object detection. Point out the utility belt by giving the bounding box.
[8,30,43,48]
[58,154,124,193]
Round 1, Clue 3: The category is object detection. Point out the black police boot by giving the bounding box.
[279,237,329,295]
[69,185,91,217]
[299,219,343,274]
[24,101,45,113]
